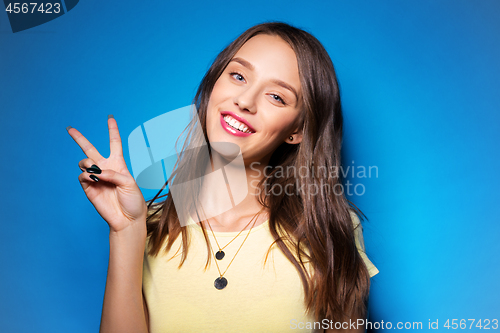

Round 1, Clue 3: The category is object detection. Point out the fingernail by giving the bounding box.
[108,114,114,119]
[86,164,102,174]
[66,126,72,131]
[89,175,99,182]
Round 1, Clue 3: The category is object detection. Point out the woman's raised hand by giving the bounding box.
[67,116,147,234]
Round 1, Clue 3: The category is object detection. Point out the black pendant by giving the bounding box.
[215,250,225,260]
[214,277,228,290]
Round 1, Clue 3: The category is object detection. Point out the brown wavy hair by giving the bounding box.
[145,21,370,322]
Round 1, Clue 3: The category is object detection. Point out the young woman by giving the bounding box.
[68,22,378,333]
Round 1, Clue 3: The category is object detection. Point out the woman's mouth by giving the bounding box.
[220,113,255,137]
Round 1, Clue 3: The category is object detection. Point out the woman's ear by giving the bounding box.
[286,128,303,145]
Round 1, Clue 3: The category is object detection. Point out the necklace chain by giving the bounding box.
[207,208,265,278]
[207,213,257,252]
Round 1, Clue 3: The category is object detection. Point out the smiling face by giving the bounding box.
[206,34,303,166]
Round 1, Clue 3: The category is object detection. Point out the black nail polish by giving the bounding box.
[89,175,99,182]
[86,165,102,174]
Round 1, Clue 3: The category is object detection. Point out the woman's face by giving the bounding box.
[206,34,303,166]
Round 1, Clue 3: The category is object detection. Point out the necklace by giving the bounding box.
[206,208,265,290]
[206,212,259,260]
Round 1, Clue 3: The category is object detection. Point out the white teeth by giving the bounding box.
[223,115,253,133]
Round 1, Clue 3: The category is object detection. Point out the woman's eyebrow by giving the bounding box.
[231,57,254,70]
[270,78,298,102]
[230,57,299,101]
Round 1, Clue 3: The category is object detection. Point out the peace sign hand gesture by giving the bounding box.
[67,116,147,234]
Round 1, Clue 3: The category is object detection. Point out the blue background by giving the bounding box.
[1,0,499,332]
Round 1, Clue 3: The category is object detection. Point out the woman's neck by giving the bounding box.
[191,151,270,232]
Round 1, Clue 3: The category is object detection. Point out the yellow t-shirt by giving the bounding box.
[142,211,378,333]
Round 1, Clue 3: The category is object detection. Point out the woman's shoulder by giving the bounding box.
[348,208,361,230]
[347,208,379,277]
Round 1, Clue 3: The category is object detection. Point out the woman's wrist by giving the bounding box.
[109,218,147,241]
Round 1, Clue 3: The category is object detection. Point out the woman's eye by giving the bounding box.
[230,72,245,82]
[270,94,286,105]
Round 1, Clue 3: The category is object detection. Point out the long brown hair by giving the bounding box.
[145,21,370,322]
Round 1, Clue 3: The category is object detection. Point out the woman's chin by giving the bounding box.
[210,141,242,159]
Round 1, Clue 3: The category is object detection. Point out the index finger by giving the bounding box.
[108,115,123,157]
[67,126,104,162]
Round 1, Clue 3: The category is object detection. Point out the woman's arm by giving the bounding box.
[99,225,148,333]
[67,118,150,332]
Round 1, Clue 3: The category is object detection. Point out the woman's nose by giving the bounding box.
[233,86,258,113]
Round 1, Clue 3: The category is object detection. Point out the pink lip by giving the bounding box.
[220,111,256,132]
[220,112,255,137]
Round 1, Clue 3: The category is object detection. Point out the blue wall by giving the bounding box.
[1,1,498,332]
